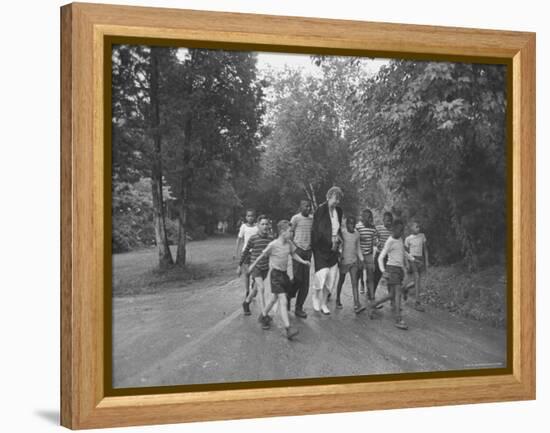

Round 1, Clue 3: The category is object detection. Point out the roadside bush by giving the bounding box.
[420,263,507,328]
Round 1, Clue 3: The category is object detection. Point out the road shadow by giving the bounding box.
[35,409,59,425]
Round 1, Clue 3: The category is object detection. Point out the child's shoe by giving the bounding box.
[414,302,425,312]
[354,304,366,314]
[242,301,251,316]
[394,319,408,330]
[258,314,270,329]
[286,327,299,340]
[367,302,378,319]
[336,300,343,309]
[295,309,307,319]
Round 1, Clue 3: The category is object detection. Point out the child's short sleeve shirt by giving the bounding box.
[405,233,426,257]
[238,224,258,251]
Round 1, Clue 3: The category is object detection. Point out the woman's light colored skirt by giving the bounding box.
[312,264,339,312]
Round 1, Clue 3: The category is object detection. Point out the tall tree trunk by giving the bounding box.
[175,95,194,265]
[150,47,173,269]
[176,185,188,266]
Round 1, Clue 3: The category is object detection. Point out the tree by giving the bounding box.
[160,48,265,265]
[149,47,174,268]
[252,60,366,220]
[351,60,507,268]
[111,44,174,267]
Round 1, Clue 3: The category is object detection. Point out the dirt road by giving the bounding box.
[112,274,506,388]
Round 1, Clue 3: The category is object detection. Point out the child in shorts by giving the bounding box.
[335,216,366,314]
[239,215,272,316]
[250,220,311,340]
[235,209,258,298]
[403,221,429,312]
[369,219,409,330]
[355,209,377,301]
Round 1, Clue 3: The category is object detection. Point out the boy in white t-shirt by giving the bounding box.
[251,220,311,340]
[403,221,429,312]
[235,209,258,299]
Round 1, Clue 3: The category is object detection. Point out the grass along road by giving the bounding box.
[112,237,237,297]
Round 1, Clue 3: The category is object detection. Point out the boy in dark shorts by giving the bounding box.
[249,220,311,340]
[373,212,393,298]
[239,215,272,316]
[368,219,409,330]
[335,216,366,314]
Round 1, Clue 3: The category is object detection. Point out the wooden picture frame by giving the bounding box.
[60,2,535,429]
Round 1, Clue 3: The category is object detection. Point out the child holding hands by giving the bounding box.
[249,220,311,340]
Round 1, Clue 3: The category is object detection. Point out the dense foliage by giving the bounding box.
[112,47,507,271]
[350,61,507,268]
[111,45,265,264]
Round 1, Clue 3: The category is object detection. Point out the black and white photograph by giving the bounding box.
[110,44,508,389]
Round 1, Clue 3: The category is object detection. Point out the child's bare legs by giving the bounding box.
[413,268,425,311]
[350,266,364,311]
[372,275,388,309]
[369,284,394,318]
[242,267,250,300]
[277,294,291,328]
[258,293,277,329]
[357,264,366,294]
[393,284,408,329]
[242,279,257,315]
[392,284,401,317]
[263,293,278,316]
[336,272,346,307]
[262,293,297,339]
[370,286,393,307]
[414,270,420,299]
[279,294,299,339]
[365,255,375,301]
[244,276,265,313]
[254,277,266,313]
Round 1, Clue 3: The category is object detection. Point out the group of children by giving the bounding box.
[235,203,429,339]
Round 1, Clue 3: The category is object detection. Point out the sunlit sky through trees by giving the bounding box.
[176,48,389,76]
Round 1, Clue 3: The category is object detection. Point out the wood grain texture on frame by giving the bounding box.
[60,2,535,429]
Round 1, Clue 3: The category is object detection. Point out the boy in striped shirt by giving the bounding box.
[239,215,272,316]
[355,209,377,301]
